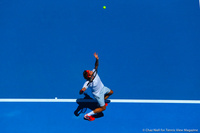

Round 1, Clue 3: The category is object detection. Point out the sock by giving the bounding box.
[87,111,95,116]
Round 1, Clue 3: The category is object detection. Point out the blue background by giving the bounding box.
[0,0,200,132]
[0,0,200,99]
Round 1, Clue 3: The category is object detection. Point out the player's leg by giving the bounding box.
[104,90,113,100]
[103,87,113,100]
[86,92,106,115]
[84,87,113,120]
[84,105,106,121]
[93,93,106,113]
[93,105,106,114]
[85,106,106,117]
[84,93,105,121]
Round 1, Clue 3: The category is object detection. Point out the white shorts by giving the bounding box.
[94,86,111,107]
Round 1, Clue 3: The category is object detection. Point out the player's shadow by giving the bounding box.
[74,93,110,119]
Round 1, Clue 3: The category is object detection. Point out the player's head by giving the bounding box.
[83,70,92,80]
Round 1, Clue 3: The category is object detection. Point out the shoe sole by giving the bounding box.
[84,115,95,121]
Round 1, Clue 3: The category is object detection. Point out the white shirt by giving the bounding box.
[83,69,104,96]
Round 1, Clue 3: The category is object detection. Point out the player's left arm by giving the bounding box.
[94,52,99,70]
[79,87,87,95]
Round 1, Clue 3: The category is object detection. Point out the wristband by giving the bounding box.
[80,90,83,94]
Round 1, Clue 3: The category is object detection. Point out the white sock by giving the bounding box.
[87,111,95,116]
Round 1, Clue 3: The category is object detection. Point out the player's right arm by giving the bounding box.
[79,87,87,95]
[94,52,99,70]
[80,81,89,95]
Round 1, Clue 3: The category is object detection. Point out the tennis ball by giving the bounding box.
[103,6,106,9]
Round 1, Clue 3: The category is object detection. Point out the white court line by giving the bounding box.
[111,99,200,104]
[0,99,76,102]
[0,99,200,104]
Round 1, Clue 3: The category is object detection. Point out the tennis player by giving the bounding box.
[79,52,113,121]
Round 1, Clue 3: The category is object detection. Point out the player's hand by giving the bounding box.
[94,52,99,59]
[79,89,84,94]
[79,88,86,95]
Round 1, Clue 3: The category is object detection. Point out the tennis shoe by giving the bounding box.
[84,114,95,121]
[105,103,108,106]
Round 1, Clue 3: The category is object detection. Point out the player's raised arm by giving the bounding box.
[94,52,99,70]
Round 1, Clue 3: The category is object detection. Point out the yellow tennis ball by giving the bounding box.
[103,6,106,9]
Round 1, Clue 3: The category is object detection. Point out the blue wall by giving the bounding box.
[0,0,200,99]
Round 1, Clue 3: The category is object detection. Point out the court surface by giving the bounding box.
[0,100,200,133]
[0,0,200,132]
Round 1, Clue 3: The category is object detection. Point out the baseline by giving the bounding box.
[0,99,200,104]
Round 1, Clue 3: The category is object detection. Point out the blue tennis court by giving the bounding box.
[0,101,199,132]
[0,0,200,132]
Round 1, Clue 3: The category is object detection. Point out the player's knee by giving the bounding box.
[110,90,113,95]
[101,105,106,111]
